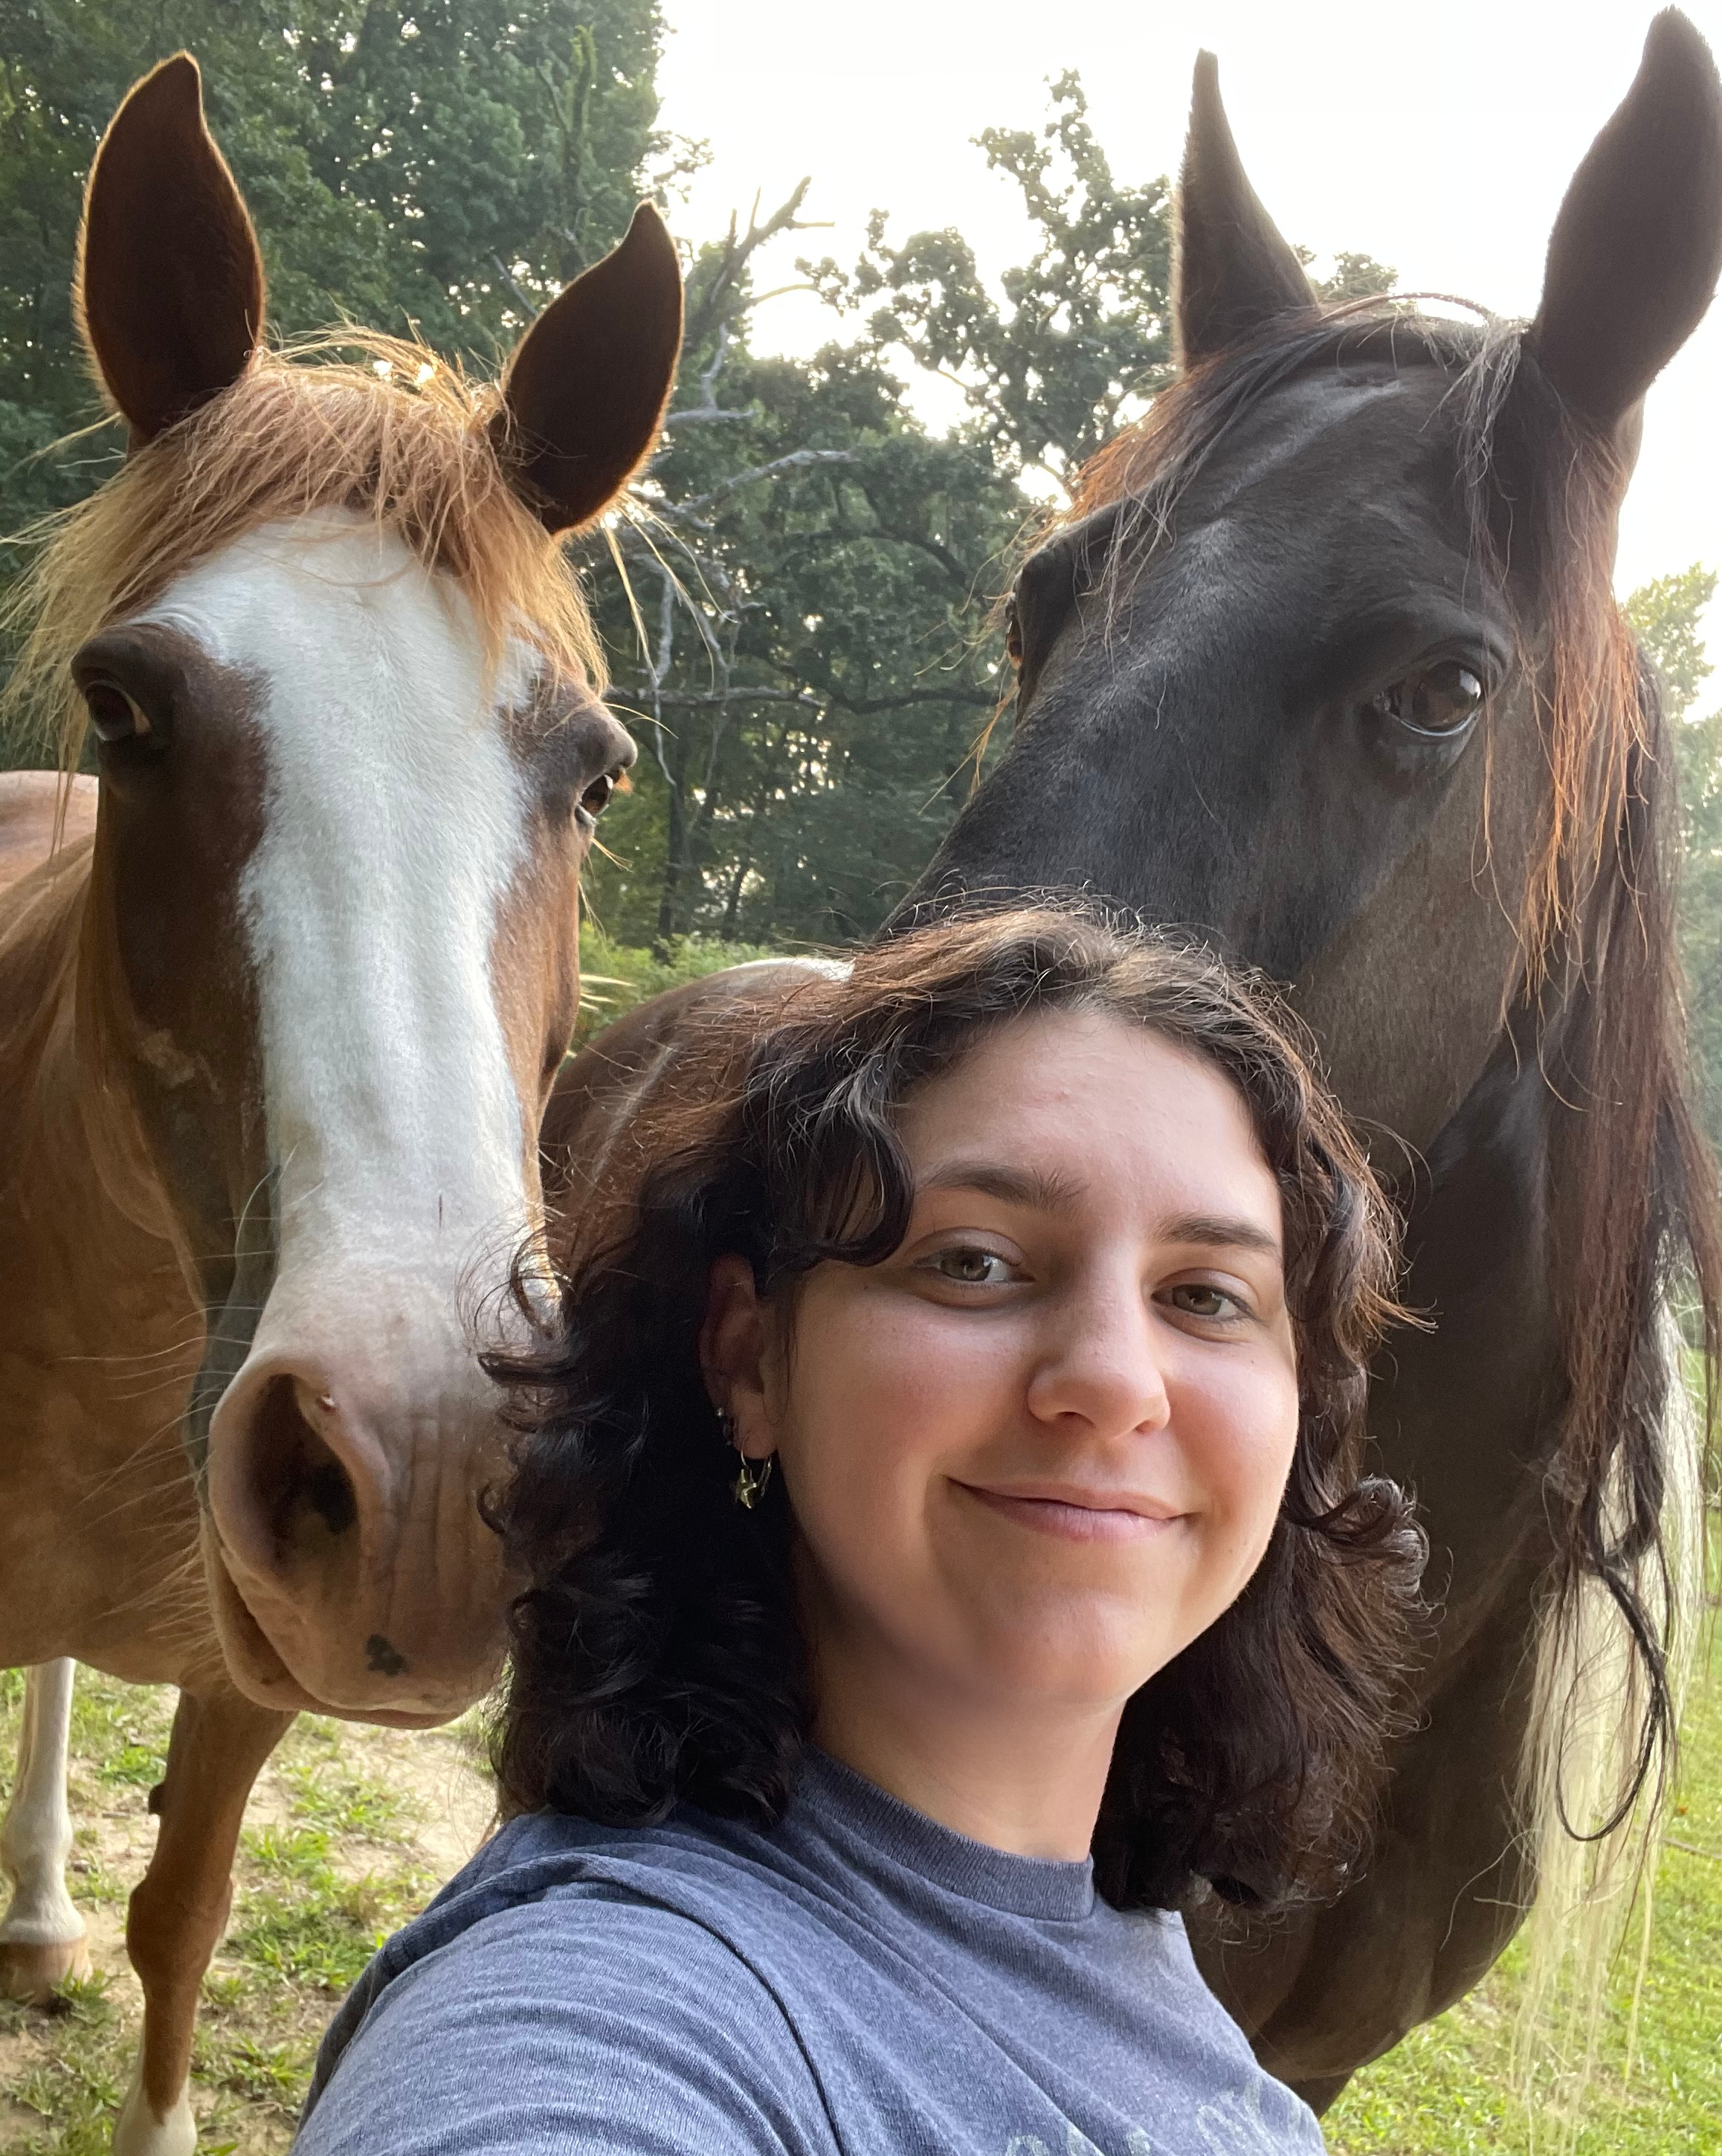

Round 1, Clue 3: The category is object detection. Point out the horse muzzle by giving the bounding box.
[201,1286,517,1719]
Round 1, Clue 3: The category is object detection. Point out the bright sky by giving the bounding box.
[657,0,1722,659]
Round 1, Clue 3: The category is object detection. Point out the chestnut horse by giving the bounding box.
[541,13,1722,2108]
[0,773,97,894]
[0,57,679,2155]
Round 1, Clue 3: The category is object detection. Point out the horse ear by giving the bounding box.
[1528,10,1722,441]
[493,204,684,535]
[77,54,265,444]
[1174,51,1315,367]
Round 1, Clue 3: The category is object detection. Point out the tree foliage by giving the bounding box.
[1627,566,1722,1158]
[0,0,665,538]
[805,74,1174,486]
[3,13,1711,1098]
[590,77,1192,945]
[584,218,1024,947]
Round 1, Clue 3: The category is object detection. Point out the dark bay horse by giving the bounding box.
[0,56,678,2154]
[544,13,1722,2105]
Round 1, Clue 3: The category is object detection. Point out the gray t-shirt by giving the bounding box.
[296,1751,1323,2156]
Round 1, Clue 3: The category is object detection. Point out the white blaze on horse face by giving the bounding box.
[142,511,536,1291]
[135,507,552,1713]
[141,509,543,1705]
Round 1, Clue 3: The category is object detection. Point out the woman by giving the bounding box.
[296,909,1425,2155]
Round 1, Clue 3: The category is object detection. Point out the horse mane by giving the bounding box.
[1,332,606,770]
[1060,302,1722,1853]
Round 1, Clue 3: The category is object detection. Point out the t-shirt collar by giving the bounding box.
[794,1747,1097,1922]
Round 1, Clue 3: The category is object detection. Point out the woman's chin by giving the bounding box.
[959,1609,1184,1713]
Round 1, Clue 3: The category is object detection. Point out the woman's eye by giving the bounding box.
[1164,1283,1244,1322]
[1369,660,1484,738]
[930,1247,1015,1287]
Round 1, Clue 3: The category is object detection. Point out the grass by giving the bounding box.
[0,1677,474,2154]
[572,924,808,1048]
[1325,1615,1722,2156]
[1,1626,1716,2150]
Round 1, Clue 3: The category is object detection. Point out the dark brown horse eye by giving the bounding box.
[84,680,151,743]
[1371,660,1484,737]
[579,771,616,819]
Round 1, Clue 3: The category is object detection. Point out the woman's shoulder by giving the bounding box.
[297,1808,835,2155]
[422,1800,834,1954]
[317,1800,822,2045]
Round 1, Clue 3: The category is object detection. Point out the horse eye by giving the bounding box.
[83,680,152,743]
[579,771,616,819]
[1370,661,1485,738]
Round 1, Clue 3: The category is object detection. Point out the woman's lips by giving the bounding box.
[956,1482,1184,1544]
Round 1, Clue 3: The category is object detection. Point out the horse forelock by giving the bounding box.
[0,332,605,773]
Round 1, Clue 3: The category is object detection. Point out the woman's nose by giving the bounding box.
[1023,1272,1170,1438]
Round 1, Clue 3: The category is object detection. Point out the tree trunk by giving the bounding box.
[720,855,750,941]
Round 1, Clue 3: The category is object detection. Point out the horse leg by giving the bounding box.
[113,1684,293,2156]
[0,1659,92,2001]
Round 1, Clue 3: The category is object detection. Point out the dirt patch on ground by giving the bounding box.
[0,1671,496,2153]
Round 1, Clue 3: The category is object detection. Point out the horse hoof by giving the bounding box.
[0,1932,93,2004]
[114,2066,197,2156]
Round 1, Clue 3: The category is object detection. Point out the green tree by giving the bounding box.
[1300,248,1399,305]
[587,73,1188,946]
[1626,565,1722,1158]
[584,198,1022,947]
[805,73,1175,488]
[0,1,666,763]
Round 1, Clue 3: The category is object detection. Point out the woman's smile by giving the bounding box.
[954,1479,1187,1543]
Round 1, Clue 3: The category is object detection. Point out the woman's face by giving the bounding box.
[715,1008,1300,1720]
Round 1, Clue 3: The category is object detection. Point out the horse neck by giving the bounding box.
[1385,823,1697,1624]
[0,833,178,1258]
[1377,1012,1565,1624]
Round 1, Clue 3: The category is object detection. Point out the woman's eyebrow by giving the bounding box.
[916,1160,1086,1213]
[915,1174,1283,1259]
[1159,1212,1283,1261]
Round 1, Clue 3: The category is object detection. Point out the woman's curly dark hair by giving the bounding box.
[487,907,1428,1914]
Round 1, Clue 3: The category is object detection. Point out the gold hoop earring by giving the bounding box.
[732,1452,774,1510]
[718,1406,774,1510]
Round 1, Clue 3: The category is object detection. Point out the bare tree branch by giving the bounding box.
[698,318,731,409]
[683,178,825,353]
[657,449,856,528]
[489,253,539,318]
[637,685,995,715]
[663,406,755,428]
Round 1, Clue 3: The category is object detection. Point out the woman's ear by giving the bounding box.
[700,1255,778,1461]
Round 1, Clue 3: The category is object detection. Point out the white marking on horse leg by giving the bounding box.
[114,2062,197,2156]
[0,1658,90,2001]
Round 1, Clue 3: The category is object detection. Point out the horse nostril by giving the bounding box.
[303,1455,358,1536]
[250,1374,360,1548]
